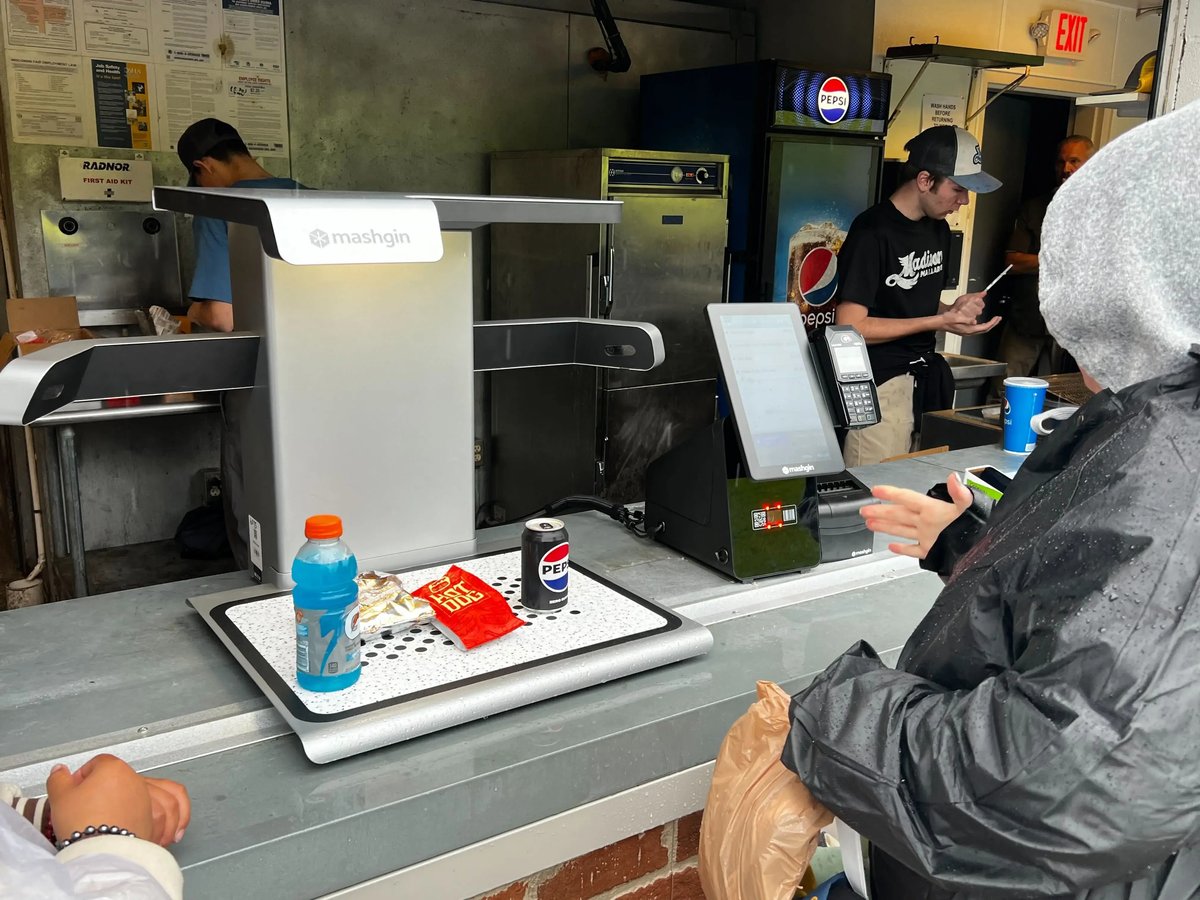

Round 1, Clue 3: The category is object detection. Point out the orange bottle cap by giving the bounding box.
[304,514,343,539]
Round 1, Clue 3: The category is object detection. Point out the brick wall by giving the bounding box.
[474,811,706,900]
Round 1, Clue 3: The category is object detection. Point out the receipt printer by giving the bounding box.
[816,472,875,562]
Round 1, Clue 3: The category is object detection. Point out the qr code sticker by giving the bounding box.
[751,509,767,529]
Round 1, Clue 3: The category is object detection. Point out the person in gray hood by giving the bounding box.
[781,99,1200,899]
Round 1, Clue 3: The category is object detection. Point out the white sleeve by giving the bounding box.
[58,838,183,900]
[0,805,181,900]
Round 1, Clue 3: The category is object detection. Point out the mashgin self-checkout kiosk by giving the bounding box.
[0,188,712,763]
[645,303,877,581]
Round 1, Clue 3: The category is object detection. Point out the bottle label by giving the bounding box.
[295,601,361,679]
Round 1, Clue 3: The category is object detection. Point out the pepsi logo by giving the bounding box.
[817,76,850,124]
[539,542,569,593]
[798,246,839,307]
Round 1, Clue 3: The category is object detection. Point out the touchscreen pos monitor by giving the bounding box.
[644,303,848,581]
[708,303,845,479]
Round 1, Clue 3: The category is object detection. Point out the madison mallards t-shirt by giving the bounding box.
[836,200,951,383]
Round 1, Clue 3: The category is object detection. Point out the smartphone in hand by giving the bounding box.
[963,465,1012,501]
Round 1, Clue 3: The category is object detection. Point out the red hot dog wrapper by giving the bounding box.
[412,565,523,650]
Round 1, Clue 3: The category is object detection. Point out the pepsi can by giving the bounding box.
[521,518,569,610]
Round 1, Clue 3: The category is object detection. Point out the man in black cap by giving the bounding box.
[177,117,301,332]
[835,125,1004,466]
[176,118,301,569]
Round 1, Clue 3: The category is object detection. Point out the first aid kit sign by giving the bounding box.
[59,157,153,202]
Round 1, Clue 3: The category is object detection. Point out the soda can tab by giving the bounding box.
[521,518,569,611]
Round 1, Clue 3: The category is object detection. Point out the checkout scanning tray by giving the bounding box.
[190,549,711,763]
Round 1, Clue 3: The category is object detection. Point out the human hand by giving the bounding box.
[47,754,155,845]
[144,776,191,846]
[859,473,973,559]
[949,290,987,318]
[940,290,1002,335]
[942,302,1002,336]
[46,756,191,847]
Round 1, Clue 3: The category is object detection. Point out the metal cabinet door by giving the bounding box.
[604,195,727,389]
[489,218,606,518]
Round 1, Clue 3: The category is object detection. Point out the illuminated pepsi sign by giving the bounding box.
[817,76,850,124]
[774,67,891,135]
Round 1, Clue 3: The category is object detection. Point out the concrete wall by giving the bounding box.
[285,0,751,194]
[750,0,875,70]
[1,0,751,555]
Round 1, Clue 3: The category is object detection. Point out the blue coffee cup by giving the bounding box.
[1002,377,1049,454]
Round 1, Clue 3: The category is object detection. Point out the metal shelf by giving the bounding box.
[1076,91,1150,117]
[884,42,1046,127]
[886,43,1044,69]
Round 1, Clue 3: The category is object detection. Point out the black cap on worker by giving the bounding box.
[176,118,241,186]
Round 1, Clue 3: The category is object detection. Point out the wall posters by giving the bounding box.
[1,0,288,154]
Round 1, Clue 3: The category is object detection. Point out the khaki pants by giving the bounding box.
[842,374,915,467]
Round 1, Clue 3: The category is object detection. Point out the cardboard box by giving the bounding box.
[0,297,94,374]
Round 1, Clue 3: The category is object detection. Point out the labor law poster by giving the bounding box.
[2,0,288,153]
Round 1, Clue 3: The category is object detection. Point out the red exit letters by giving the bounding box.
[1053,10,1088,58]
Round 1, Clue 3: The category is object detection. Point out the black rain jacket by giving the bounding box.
[782,359,1200,899]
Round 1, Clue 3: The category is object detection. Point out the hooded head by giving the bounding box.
[1040,101,1200,390]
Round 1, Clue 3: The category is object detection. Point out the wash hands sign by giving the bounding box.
[922,95,965,130]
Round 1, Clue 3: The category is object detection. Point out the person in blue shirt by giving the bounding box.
[176,118,302,568]
[176,118,302,332]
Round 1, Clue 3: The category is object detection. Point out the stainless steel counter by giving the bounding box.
[29,397,222,598]
[0,446,1023,899]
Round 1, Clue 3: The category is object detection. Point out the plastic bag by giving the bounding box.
[0,804,171,900]
[699,681,833,900]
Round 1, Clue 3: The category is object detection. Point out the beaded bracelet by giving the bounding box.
[55,824,138,851]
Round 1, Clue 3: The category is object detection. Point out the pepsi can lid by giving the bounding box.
[524,517,565,531]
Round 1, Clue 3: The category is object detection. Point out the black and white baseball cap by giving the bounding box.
[905,125,1002,193]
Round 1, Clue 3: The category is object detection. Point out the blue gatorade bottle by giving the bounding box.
[292,514,361,692]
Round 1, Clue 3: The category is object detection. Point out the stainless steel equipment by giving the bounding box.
[0,188,716,764]
[941,352,1008,407]
[9,189,666,586]
[489,149,730,517]
[41,209,182,326]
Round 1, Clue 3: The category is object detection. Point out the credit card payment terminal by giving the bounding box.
[813,325,879,429]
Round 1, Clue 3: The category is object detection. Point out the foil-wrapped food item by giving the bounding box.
[355,570,434,636]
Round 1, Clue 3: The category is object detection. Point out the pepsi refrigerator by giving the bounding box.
[641,61,891,330]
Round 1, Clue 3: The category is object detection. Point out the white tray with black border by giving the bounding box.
[188,549,712,763]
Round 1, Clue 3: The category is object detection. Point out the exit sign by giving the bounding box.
[1047,9,1088,60]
